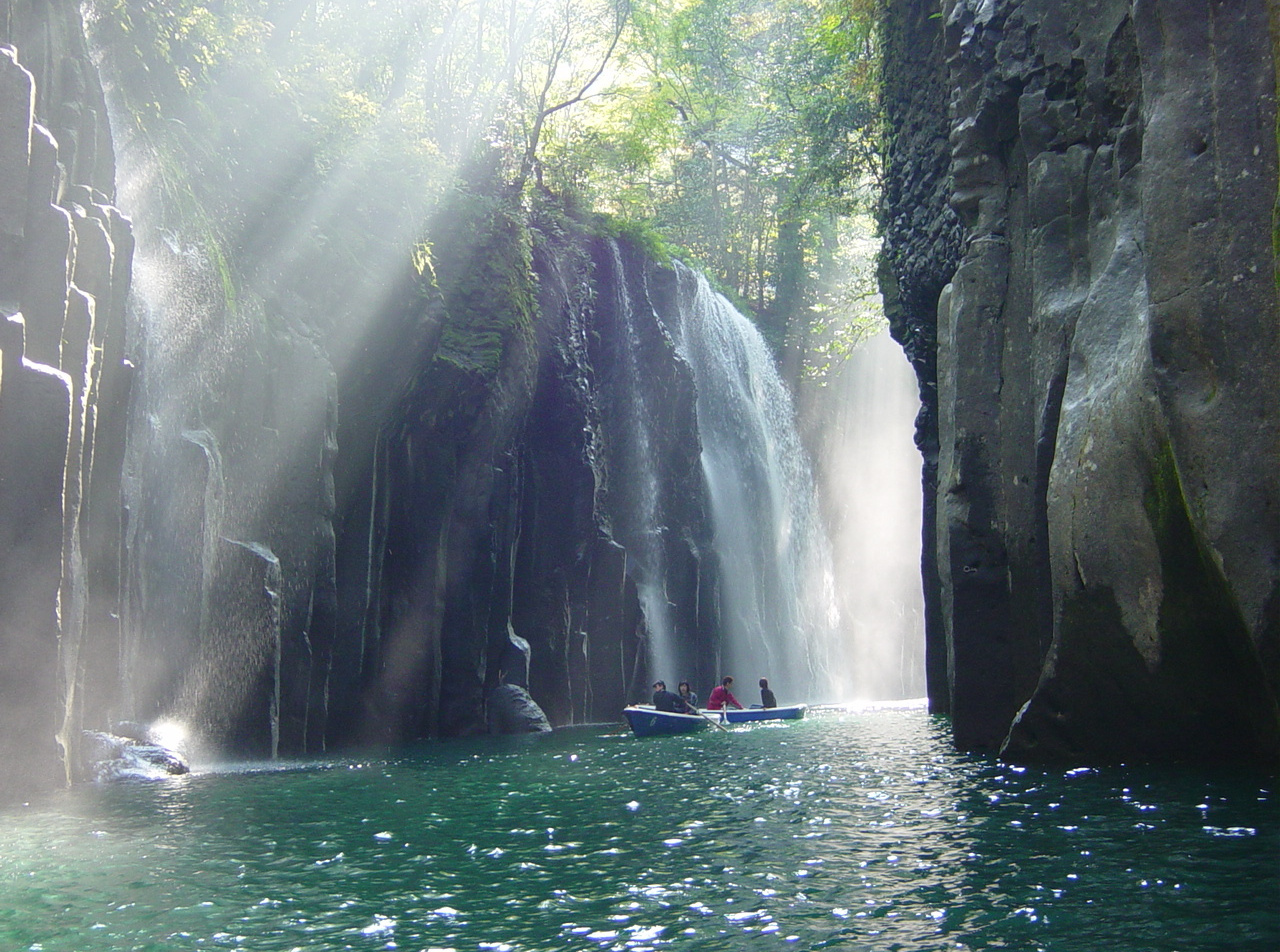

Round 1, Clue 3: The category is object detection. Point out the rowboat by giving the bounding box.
[719,704,807,724]
[622,703,808,736]
[622,705,713,737]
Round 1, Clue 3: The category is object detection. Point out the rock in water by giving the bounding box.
[80,730,190,782]
[487,684,552,735]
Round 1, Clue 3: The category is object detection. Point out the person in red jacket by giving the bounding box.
[706,676,745,711]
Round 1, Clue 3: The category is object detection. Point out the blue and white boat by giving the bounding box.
[622,705,713,737]
[719,704,807,724]
[624,703,807,736]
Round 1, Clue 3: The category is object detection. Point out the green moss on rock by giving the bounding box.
[431,188,537,383]
[1142,444,1280,765]
[1007,446,1280,767]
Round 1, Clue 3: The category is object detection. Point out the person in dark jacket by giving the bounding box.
[758,678,777,709]
[652,680,692,713]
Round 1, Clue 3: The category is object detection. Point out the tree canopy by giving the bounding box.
[87,0,882,368]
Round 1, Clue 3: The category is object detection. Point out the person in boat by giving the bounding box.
[677,681,699,710]
[652,680,693,714]
[758,678,777,709]
[706,676,745,711]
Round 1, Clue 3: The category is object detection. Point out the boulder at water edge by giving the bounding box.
[487,684,552,735]
[80,730,190,782]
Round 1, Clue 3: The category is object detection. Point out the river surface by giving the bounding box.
[1,705,1275,951]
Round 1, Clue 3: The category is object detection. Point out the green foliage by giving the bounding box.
[432,172,537,380]
[595,215,675,266]
[86,0,882,378]
[801,213,887,382]
[546,0,881,364]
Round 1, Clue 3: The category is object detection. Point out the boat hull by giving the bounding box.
[720,704,807,724]
[623,706,712,738]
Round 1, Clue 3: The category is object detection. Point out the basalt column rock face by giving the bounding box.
[881,0,1280,765]
[0,4,731,769]
[880,1,966,714]
[1,1,134,799]
[350,196,715,744]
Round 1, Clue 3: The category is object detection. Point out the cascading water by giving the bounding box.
[115,167,288,755]
[670,263,839,702]
[810,329,925,700]
[598,242,679,681]
[117,228,233,735]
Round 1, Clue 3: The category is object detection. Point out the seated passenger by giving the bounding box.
[758,678,777,709]
[652,680,691,713]
[678,681,699,710]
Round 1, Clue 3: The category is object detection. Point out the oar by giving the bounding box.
[692,706,730,732]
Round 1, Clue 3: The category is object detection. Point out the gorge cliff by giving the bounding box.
[4,0,1279,800]
[880,0,1280,765]
[1,3,710,798]
[4,0,852,799]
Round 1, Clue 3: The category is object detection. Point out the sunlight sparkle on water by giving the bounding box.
[0,709,1274,952]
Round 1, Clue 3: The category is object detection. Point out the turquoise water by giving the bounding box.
[1,706,1275,951]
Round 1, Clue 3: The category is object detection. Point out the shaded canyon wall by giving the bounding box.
[881,0,1280,765]
[1,0,134,798]
[1,1,738,795]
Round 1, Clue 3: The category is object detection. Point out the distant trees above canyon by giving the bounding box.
[87,0,882,368]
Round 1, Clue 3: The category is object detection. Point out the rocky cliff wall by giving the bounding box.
[348,204,716,747]
[1,0,134,799]
[0,0,726,791]
[881,0,1280,765]
[109,157,721,759]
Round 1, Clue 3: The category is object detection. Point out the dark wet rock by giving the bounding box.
[881,0,1280,766]
[487,684,552,735]
[0,314,71,800]
[500,628,533,688]
[1,8,134,802]
[109,721,151,743]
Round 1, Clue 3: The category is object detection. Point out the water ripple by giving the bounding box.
[0,710,1275,951]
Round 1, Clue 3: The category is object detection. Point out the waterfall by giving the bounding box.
[600,242,679,680]
[671,263,839,702]
[180,428,227,660]
[811,329,925,700]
